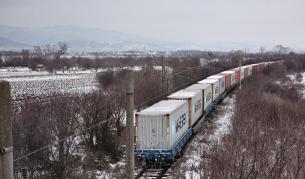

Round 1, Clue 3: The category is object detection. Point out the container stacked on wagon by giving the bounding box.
[134,60,281,163]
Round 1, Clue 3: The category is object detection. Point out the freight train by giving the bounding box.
[134,60,283,163]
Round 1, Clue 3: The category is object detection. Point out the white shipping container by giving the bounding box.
[222,71,236,86]
[197,79,220,102]
[207,75,225,95]
[184,84,213,112]
[168,90,203,127]
[135,100,189,150]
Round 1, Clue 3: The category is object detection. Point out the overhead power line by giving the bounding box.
[12,65,205,162]
[14,114,111,162]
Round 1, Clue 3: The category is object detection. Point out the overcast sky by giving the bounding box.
[1,0,305,50]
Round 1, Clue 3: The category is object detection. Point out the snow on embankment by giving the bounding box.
[170,94,235,179]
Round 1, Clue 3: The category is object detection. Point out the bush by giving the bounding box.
[200,63,305,178]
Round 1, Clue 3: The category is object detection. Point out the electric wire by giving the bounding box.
[13,114,111,162]
[11,65,205,162]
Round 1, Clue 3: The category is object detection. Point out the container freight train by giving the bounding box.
[134,60,283,163]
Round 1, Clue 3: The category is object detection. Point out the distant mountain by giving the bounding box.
[0,25,144,44]
[1,25,276,52]
[201,42,262,52]
[0,37,30,50]
[0,25,203,52]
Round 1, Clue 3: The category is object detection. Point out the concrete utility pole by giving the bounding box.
[126,70,135,179]
[0,80,13,179]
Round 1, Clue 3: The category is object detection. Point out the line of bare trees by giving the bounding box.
[0,44,293,75]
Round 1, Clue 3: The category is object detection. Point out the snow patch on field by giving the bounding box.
[185,170,201,179]
[96,171,111,179]
[286,74,296,82]
[0,67,99,101]
[287,72,305,99]
[0,67,100,78]
[1,66,170,101]
[6,74,97,100]
[93,159,126,179]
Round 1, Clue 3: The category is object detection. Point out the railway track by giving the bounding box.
[134,92,236,179]
[135,166,173,179]
[134,126,200,179]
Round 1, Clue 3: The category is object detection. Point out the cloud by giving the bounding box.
[0,0,304,49]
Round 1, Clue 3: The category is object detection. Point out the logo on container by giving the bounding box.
[152,128,156,136]
[176,113,187,133]
[215,86,219,94]
[206,92,212,103]
[194,100,201,113]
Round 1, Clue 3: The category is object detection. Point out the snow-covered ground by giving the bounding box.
[0,67,97,78]
[286,72,305,98]
[0,66,173,102]
[170,94,235,179]
[0,67,98,101]
[300,72,305,98]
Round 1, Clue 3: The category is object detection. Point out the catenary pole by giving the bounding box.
[126,70,135,179]
[0,80,13,179]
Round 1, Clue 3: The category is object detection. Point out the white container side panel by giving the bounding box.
[191,91,203,126]
[169,102,189,148]
[231,72,236,85]
[136,115,170,149]
[203,85,213,110]
[248,66,253,75]
[212,81,220,101]
[241,67,245,80]
[219,77,225,94]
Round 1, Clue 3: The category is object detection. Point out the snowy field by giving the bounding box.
[0,66,169,102]
[171,94,235,178]
[0,67,98,101]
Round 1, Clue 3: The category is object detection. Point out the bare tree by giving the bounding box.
[13,95,81,179]
[33,46,43,58]
[56,42,68,59]
[260,46,265,56]
[273,44,290,57]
